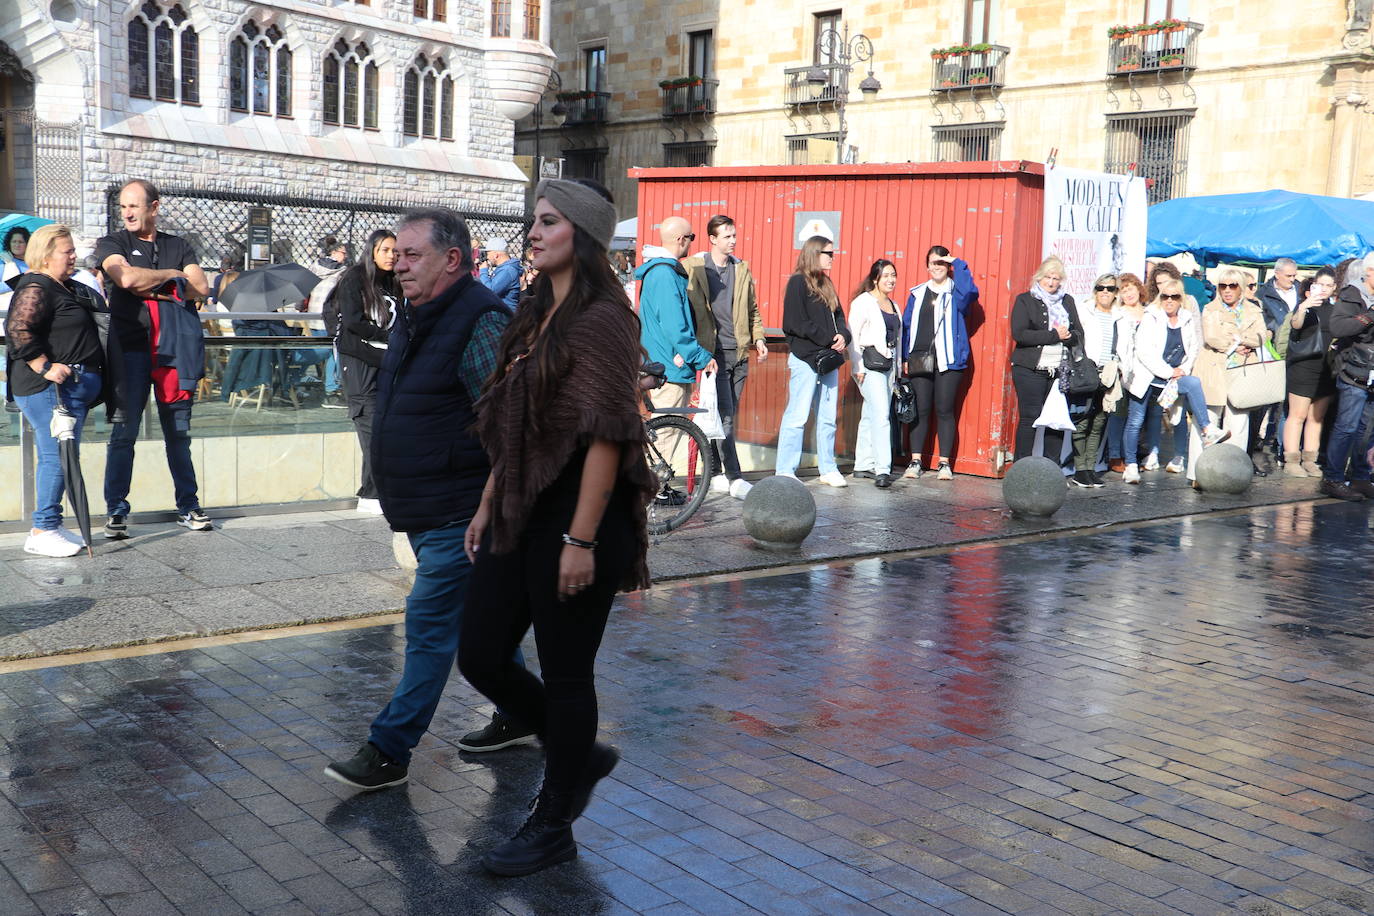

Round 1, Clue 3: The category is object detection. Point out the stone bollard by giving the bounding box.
[1003,456,1067,517]
[393,531,417,578]
[743,475,817,550]
[1194,442,1252,494]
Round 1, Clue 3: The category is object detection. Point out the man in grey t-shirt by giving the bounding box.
[684,215,768,499]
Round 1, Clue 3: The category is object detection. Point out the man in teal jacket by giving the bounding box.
[634,216,715,502]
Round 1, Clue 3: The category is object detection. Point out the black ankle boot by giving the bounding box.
[570,742,620,821]
[481,788,577,876]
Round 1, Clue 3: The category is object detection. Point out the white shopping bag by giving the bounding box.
[1033,384,1075,432]
[696,369,726,440]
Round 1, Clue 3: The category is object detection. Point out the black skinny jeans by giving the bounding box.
[339,353,379,499]
[458,461,636,797]
[1013,364,1065,462]
[908,368,965,460]
[712,347,750,480]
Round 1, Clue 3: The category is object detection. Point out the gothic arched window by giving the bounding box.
[323,40,379,130]
[230,21,292,117]
[128,1,199,104]
[403,55,455,141]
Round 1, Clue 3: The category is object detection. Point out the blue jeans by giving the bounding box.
[104,348,199,515]
[1124,377,1208,465]
[1324,378,1374,482]
[310,328,339,393]
[775,352,839,476]
[369,521,525,765]
[15,370,103,530]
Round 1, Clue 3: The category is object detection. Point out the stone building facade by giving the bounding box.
[519,0,1374,214]
[2,0,554,240]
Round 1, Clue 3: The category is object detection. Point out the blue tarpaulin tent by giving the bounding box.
[1146,189,1374,267]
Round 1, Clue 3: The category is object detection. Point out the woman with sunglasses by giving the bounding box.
[1191,267,1267,479]
[901,245,978,481]
[777,238,850,486]
[1122,277,1229,484]
[1282,267,1338,476]
[1067,274,1120,487]
[1105,273,1147,473]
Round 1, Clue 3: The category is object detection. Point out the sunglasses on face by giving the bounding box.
[682,233,696,243]
[820,250,835,257]
[1095,285,1118,292]
[1160,293,1183,301]
[1218,282,1241,290]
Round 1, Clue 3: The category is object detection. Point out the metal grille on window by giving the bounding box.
[786,133,839,166]
[562,149,606,184]
[491,0,510,37]
[931,123,1003,162]
[663,142,713,168]
[523,0,540,40]
[1105,111,1192,204]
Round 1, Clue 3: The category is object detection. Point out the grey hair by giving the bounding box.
[1363,252,1374,271]
[397,207,473,272]
[1274,257,1298,271]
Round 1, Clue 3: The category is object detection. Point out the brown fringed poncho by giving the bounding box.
[474,296,655,592]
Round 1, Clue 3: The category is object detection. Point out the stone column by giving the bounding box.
[1326,52,1373,198]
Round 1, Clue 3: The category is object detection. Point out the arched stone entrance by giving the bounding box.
[0,40,36,215]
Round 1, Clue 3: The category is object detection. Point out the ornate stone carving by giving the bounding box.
[1346,0,1373,48]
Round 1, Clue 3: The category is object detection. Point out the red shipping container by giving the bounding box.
[630,161,1047,478]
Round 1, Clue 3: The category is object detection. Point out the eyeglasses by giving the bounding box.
[1248,283,1257,289]
[1217,282,1241,290]
[820,250,835,257]
[1160,293,1183,301]
[1094,285,1118,292]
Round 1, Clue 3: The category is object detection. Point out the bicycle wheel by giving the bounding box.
[644,414,714,535]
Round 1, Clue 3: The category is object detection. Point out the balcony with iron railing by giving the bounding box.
[557,90,611,125]
[929,44,1010,92]
[783,63,848,109]
[660,78,718,117]
[1107,20,1202,76]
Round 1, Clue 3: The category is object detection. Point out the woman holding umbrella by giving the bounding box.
[4,225,104,557]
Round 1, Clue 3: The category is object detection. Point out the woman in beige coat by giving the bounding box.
[1188,267,1268,479]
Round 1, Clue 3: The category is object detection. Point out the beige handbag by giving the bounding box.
[1226,351,1286,410]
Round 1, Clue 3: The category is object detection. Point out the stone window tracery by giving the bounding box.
[231,21,292,117]
[128,1,199,104]
[324,40,380,130]
[403,55,455,141]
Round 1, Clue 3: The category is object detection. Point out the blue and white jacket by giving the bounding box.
[901,258,979,372]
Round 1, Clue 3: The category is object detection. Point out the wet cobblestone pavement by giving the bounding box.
[3,500,1374,915]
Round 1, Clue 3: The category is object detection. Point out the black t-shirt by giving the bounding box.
[93,229,199,350]
[4,274,104,397]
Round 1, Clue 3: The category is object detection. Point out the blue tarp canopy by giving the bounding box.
[0,212,53,239]
[1146,189,1374,267]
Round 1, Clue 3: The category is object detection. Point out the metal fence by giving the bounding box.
[1104,110,1193,204]
[932,123,1004,162]
[105,184,526,270]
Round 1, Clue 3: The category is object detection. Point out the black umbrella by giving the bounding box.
[50,401,92,558]
[218,263,321,312]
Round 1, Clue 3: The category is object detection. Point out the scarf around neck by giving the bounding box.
[1031,282,1069,329]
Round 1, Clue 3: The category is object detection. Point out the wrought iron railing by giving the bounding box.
[784,64,847,108]
[660,79,718,117]
[560,91,612,125]
[1108,22,1202,76]
[930,45,1010,92]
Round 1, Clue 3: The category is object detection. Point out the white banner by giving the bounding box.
[1042,166,1149,305]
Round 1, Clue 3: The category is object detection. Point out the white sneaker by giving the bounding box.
[1123,463,1141,485]
[356,498,384,515]
[728,478,753,500]
[1143,451,1160,471]
[818,471,848,488]
[1202,427,1231,447]
[710,475,731,495]
[24,529,83,558]
[55,528,86,547]
[1165,457,1185,474]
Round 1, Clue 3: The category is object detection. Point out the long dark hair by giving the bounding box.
[4,226,29,258]
[342,229,399,325]
[486,179,637,427]
[795,236,840,312]
[1299,266,1338,300]
[852,259,896,301]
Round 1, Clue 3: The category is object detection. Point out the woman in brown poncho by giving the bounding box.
[458,178,654,877]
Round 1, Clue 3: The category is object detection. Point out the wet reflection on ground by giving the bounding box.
[2,501,1372,914]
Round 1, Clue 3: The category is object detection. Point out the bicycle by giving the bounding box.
[641,361,715,536]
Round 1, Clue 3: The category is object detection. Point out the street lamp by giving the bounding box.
[532,70,564,172]
[809,25,880,162]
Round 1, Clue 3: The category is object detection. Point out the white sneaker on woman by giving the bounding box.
[728,478,753,499]
[55,528,87,547]
[1165,457,1185,474]
[710,475,731,494]
[1143,450,1160,471]
[1202,427,1231,447]
[1123,463,1141,485]
[356,498,384,515]
[24,529,83,558]
[818,471,849,488]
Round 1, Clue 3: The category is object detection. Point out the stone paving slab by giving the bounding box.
[0,471,1338,661]
[1,501,1372,914]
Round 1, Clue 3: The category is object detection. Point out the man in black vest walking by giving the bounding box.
[325,208,533,791]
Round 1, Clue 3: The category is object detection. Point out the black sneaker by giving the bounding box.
[457,711,538,753]
[1320,478,1366,502]
[103,514,129,540]
[1089,472,1107,488]
[654,488,687,507]
[324,742,408,791]
[570,742,620,822]
[322,391,346,409]
[851,469,876,479]
[481,788,577,877]
[874,473,893,489]
[1069,470,1095,488]
[177,509,213,531]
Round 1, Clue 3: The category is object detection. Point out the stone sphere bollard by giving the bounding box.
[393,531,417,576]
[1194,442,1252,494]
[743,475,817,550]
[1003,456,1067,517]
